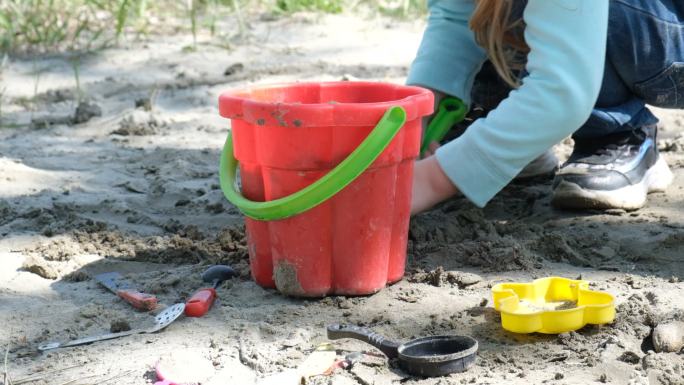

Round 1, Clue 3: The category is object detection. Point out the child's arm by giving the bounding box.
[412,155,459,214]
[407,0,487,107]
[415,0,609,208]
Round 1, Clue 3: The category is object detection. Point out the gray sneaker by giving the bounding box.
[552,125,673,210]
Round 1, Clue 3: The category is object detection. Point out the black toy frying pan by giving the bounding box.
[327,324,478,377]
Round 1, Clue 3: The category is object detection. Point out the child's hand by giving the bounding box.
[411,156,459,215]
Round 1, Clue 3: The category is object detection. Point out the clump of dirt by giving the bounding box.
[25,236,85,261]
[659,134,684,152]
[13,205,78,233]
[21,232,106,279]
[79,304,104,319]
[618,351,641,364]
[135,97,153,111]
[612,293,657,338]
[110,318,131,333]
[21,255,71,280]
[642,352,684,385]
[555,300,577,310]
[111,110,168,136]
[394,286,423,303]
[408,267,482,288]
[0,199,17,227]
[73,101,102,124]
[216,227,246,252]
[224,62,245,76]
[26,100,102,128]
[19,230,94,279]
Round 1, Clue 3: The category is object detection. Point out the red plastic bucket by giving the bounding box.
[219,82,433,296]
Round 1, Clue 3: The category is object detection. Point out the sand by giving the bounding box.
[1,11,683,385]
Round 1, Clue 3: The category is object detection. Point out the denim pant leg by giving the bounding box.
[470,61,513,112]
[574,0,684,138]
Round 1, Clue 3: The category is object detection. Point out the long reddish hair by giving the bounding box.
[469,0,529,87]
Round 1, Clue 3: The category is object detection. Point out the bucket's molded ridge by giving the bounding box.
[218,82,434,296]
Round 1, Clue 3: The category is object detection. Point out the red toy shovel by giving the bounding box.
[184,265,236,317]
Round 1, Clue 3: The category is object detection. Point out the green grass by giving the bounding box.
[0,0,427,54]
[0,0,143,53]
[71,55,83,102]
[274,0,343,13]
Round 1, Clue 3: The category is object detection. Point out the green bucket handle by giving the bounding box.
[420,97,468,155]
[220,106,407,221]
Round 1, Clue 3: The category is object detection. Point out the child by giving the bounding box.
[408,0,680,213]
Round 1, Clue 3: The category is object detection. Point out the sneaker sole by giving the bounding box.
[551,157,674,211]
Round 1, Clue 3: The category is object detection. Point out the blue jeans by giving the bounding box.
[472,0,684,139]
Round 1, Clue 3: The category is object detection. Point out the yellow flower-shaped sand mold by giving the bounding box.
[491,277,615,334]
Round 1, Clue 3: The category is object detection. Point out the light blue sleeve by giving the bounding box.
[406,0,487,106]
[433,0,609,207]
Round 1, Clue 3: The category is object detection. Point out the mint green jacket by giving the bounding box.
[407,0,609,207]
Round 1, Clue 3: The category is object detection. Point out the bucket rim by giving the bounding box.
[218,81,434,127]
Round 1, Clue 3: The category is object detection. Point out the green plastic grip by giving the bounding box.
[420,97,468,155]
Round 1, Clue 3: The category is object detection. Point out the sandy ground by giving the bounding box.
[1,11,683,385]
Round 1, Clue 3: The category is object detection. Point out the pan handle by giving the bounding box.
[326,324,400,359]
